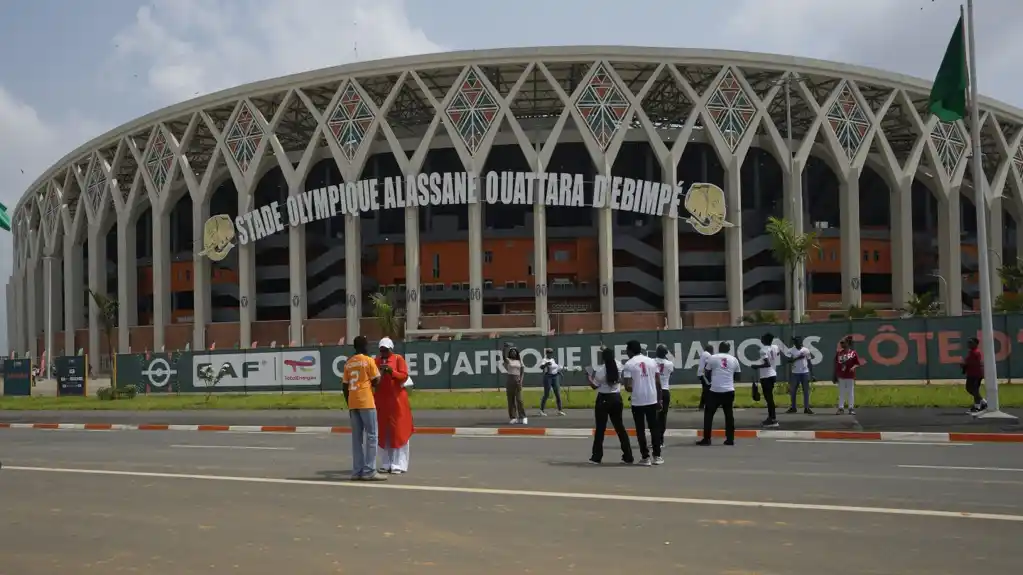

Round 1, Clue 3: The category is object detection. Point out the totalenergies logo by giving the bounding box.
[284,355,317,372]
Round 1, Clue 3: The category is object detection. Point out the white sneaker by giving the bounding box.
[557,410,566,416]
[510,419,519,425]
[538,411,548,417]
[638,458,652,467]
[653,456,664,465]
[521,417,528,425]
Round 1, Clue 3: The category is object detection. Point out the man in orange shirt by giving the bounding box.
[374,337,413,474]
[343,335,385,482]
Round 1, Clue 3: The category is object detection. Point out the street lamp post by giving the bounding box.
[930,273,948,314]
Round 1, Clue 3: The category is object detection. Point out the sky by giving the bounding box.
[3,0,1023,354]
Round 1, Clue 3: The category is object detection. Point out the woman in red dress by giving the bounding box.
[374,337,413,474]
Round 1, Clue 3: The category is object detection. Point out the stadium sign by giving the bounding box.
[199,170,732,261]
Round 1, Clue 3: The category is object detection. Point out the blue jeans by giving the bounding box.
[349,408,379,477]
[790,373,811,409]
[541,374,562,411]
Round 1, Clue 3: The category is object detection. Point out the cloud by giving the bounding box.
[111,0,445,106]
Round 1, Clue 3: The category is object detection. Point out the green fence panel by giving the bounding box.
[1005,314,1023,382]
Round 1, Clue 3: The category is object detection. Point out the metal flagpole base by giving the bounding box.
[972,410,1019,421]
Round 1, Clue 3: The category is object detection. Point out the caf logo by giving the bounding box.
[683,183,734,236]
[198,214,236,261]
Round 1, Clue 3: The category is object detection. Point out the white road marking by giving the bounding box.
[777,440,972,446]
[454,435,588,440]
[169,445,295,451]
[3,465,1021,523]
[899,465,1023,473]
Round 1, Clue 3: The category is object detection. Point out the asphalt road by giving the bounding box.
[2,429,1022,574]
[2,406,1021,433]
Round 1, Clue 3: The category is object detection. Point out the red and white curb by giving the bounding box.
[1,422,1021,443]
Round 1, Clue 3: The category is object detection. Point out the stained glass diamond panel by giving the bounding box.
[225,102,265,172]
[706,69,757,153]
[574,63,630,152]
[1013,143,1023,177]
[445,68,500,155]
[86,158,107,213]
[144,129,174,193]
[327,82,376,162]
[931,120,967,180]
[826,85,871,161]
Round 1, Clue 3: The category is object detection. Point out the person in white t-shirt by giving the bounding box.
[696,343,713,411]
[586,347,634,465]
[755,332,781,428]
[622,340,663,466]
[653,344,674,449]
[784,335,814,414]
[539,348,565,416]
[697,342,740,446]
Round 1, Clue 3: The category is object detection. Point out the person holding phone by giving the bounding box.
[343,335,386,482]
[653,344,674,449]
[697,343,714,410]
[539,348,565,416]
[834,336,860,415]
[755,332,781,428]
[622,340,663,466]
[374,337,412,474]
[697,341,741,446]
[503,343,528,424]
[587,347,633,465]
[785,335,814,414]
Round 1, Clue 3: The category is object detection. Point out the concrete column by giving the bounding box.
[533,200,550,333]
[117,216,138,352]
[63,238,85,355]
[151,209,171,351]
[839,170,862,308]
[468,188,484,329]
[937,190,963,315]
[890,179,914,310]
[5,281,12,356]
[783,159,807,319]
[288,221,307,346]
[13,271,23,354]
[988,197,1003,302]
[596,200,615,332]
[192,198,211,350]
[27,257,40,362]
[724,162,743,325]
[87,226,107,374]
[662,213,680,330]
[237,193,255,348]
[404,207,421,333]
[43,255,61,370]
[344,214,361,343]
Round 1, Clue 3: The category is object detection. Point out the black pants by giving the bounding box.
[703,390,736,443]
[759,376,777,421]
[698,377,710,409]
[657,389,671,446]
[632,404,661,459]
[592,393,633,463]
[965,376,984,404]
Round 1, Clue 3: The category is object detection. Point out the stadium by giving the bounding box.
[6,46,1023,374]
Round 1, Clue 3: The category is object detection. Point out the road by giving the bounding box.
[2,406,1021,433]
[1,429,1022,574]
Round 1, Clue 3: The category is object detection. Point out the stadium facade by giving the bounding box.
[6,46,1023,374]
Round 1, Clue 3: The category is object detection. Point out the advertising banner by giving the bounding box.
[3,357,32,396]
[55,355,88,396]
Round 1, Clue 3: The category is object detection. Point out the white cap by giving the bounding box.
[379,337,395,350]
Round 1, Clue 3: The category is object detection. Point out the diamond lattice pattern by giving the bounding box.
[225,102,265,172]
[826,85,871,161]
[1013,143,1023,177]
[327,82,375,162]
[574,63,630,151]
[445,69,500,155]
[86,158,107,214]
[931,120,967,180]
[706,69,757,153]
[145,129,174,193]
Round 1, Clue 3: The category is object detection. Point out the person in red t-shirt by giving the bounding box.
[960,337,988,413]
[833,336,860,415]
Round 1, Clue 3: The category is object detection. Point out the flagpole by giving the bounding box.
[966,0,1015,420]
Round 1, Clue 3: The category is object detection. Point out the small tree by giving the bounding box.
[87,289,118,375]
[741,310,780,325]
[369,292,405,341]
[765,216,819,327]
[197,363,231,403]
[995,259,1023,312]
[902,292,942,317]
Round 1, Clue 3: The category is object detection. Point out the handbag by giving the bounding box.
[751,382,761,402]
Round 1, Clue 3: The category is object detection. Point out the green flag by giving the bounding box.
[0,201,10,232]
[928,14,967,122]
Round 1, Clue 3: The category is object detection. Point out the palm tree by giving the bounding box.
[765,216,820,326]
[995,258,1023,313]
[369,292,405,341]
[902,292,942,317]
[87,289,118,374]
[741,310,780,325]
